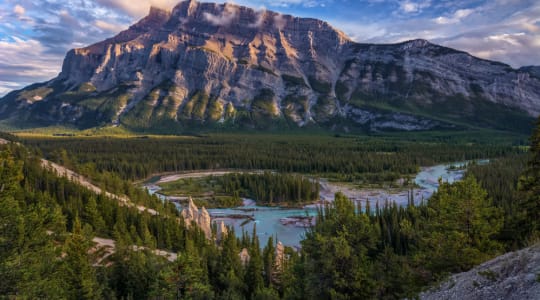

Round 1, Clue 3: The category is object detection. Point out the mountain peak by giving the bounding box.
[172,0,200,18]
[401,39,431,48]
[148,6,171,17]
[166,0,350,40]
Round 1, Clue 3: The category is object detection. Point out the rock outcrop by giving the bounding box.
[274,241,285,272]
[239,248,250,266]
[181,197,223,240]
[181,197,200,222]
[198,207,212,240]
[216,221,228,241]
[420,243,540,300]
[1,0,539,133]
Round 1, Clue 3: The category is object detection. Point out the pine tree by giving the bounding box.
[301,193,377,299]
[62,217,102,299]
[422,176,503,273]
[83,196,106,235]
[262,236,276,287]
[176,239,214,299]
[245,225,264,297]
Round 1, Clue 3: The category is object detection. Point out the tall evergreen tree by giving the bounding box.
[83,196,107,235]
[262,236,276,287]
[62,217,102,299]
[245,225,264,298]
[175,239,214,299]
[421,176,503,273]
[301,193,378,299]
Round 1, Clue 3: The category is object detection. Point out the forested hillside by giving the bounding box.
[0,141,286,298]
[1,118,538,299]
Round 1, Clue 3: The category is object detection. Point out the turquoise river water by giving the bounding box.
[144,160,487,247]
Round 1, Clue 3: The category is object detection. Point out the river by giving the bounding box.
[143,160,487,247]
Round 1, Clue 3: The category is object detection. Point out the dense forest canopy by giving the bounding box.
[0,122,538,299]
[21,132,524,186]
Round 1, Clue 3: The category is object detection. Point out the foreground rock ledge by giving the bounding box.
[420,243,540,300]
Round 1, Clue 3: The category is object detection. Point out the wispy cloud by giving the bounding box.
[95,0,179,18]
[13,5,25,16]
[434,8,474,25]
[398,0,431,14]
[0,37,61,85]
[95,20,128,33]
[236,0,330,8]
[203,4,238,26]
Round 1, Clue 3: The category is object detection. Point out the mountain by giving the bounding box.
[1,0,539,133]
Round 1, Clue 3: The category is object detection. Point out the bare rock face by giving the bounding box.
[217,221,228,241]
[198,207,212,240]
[181,197,212,239]
[421,243,540,300]
[239,248,250,266]
[1,0,539,133]
[181,197,228,241]
[275,241,285,272]
[181,197,199,225]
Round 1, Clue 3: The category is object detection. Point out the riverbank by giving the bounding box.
[141,160,487,247]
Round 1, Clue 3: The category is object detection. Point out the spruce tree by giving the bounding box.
[62,217,102,299]
[83,196,106,235]
[422,176,503,273]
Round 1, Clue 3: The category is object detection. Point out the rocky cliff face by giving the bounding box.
[1,0,539,133]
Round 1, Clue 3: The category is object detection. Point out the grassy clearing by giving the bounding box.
[158,176,242,208]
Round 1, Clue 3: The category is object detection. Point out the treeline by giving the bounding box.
[21,134,523,185]
[467,154,531,247]
[218,172,319,205]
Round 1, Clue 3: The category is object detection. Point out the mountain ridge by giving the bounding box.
[1,0,539,133]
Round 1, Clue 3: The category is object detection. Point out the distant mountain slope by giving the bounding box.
[1,0,539,133]
[421,243,540,300]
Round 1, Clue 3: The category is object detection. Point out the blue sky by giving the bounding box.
[0,0,539,95]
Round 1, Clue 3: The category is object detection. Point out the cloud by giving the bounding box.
[330,20,387,42]
[13,5,25,16]
[434,8,474,25]
[0,37,61,88]
[399,0,431,14]
[273,13,287,30]
[437,31,539,67]
[248,8,267,28]
[488,32,526,46]
[203,4,238,27]
[230,0,330,9]
[95,20,128,33]
[0,0,139,95]
[0,81,23,96]
[94,0,178,18]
